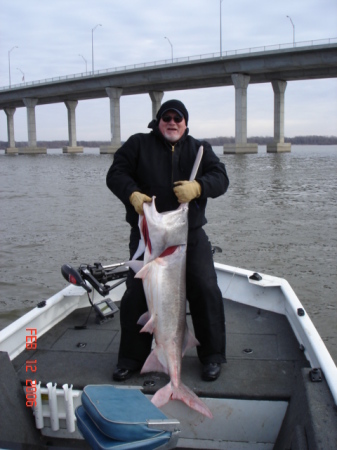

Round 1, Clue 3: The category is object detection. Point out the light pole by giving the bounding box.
[220,0,224,56]
[91,24,102,73]
[79,54,88,74]
[164,36,173,62]
[286,15,295,46]
[17,67,25,82]
[8,46,18,88]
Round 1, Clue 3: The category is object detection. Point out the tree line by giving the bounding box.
[1,135,337,149]
[204,135,337,146]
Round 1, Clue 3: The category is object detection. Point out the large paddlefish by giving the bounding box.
[129,146,213,419]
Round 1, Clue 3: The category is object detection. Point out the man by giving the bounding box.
[106,99,229,382]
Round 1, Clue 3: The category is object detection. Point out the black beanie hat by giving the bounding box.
[156,99,189,125]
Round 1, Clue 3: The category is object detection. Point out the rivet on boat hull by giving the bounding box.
[76,342,87,348]
[143,380,156,387]
[243,348,253,354]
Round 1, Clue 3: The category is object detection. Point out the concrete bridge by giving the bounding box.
[1,38,336,154]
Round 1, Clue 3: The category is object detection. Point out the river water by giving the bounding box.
[0,145,336,364]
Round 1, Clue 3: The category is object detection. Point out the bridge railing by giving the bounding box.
[1,37,337,92]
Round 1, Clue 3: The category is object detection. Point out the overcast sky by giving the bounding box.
[1,0,336,142]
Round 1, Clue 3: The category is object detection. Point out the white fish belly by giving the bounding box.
[139,246,187,382]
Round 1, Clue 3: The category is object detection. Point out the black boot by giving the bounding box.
[202,363,221,381]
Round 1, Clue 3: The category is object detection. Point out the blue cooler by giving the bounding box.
[75,385,180,450]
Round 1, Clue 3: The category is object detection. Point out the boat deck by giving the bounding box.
[5,297,337,449]
[12,298,308,400]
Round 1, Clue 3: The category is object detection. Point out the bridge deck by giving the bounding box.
[1,42,337,109]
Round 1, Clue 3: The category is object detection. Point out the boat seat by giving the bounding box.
[75,385,180,450]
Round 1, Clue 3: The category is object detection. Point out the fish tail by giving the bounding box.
[151,382,213,419]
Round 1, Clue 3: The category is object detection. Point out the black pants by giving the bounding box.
[117,227,226,370]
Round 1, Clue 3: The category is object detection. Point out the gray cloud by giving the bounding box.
[1,0,336,140]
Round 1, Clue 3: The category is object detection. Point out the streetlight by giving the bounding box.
[286,15,295,46]
[8,46,18,88]
[92,24,102,73]
[220,0,224,56]
[79,54,88,74]
[17,67,25,82]
[164,36,173,63]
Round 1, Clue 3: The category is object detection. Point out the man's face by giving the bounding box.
[158,110,187,143]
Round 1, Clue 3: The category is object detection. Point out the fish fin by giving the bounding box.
[139,317,155,334]
[126,260,144,274]
[134,263,150,279]
[137,312,151,326]
[182,325,200,356]
[141,347,168,374]
[152,382,213,419]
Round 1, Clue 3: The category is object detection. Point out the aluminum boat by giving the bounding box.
[0,261,336,449]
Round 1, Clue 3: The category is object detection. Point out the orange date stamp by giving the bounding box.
[25,327,37,407]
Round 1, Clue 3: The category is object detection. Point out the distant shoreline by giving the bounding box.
[206,136,337,146]
[0,135,336,149]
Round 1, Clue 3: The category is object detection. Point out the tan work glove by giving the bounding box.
[129,191,152,215]
[173,180,201,203]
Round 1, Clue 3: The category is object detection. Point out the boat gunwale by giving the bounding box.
[214,262,337,406]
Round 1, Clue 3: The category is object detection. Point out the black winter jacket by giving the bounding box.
[106,126,229,230]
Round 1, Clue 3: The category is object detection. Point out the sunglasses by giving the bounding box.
[161,115,184,123]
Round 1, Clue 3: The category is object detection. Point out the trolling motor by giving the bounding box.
[61,264,92,292]
[61,262,129,323]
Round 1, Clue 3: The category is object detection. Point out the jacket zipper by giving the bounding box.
[171,144,175,185]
